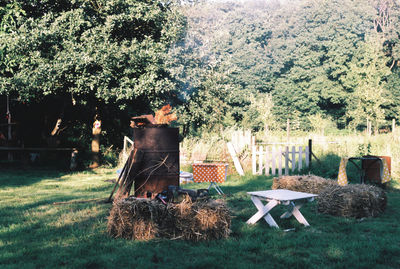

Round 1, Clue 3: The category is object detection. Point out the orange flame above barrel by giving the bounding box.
[155,104,177,124]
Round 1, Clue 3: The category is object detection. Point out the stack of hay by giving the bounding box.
[107,196,231,241]
[272,175,338,194]
[272,175,387,218]
[317,184,387,218]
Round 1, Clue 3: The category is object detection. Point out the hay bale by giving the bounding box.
[107,197,168,240]
[317,184,387,218]
[272,175,338,194]
[107,196,231,241]
[165,197,231,241]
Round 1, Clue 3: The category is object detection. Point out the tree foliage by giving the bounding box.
[0,0,185,151]
[175,0,400,132]
[346,34,391,131]
[2,0,400,151]
[1,0,184,109]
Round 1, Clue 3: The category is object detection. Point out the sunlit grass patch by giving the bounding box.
[1,168,400,268]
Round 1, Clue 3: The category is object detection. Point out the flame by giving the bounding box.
[155,104,177,124]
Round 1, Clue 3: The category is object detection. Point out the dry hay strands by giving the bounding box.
[107,195,231,242]
[272,175,338,194]
[164,196,231,242]
[317,184,387,219]
[107,197,169,241]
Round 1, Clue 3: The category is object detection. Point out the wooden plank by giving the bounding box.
[107,155,130,202]
[227,142,245,176]
[251,136,256,146]
[252,145,257,175]
[305,146,310,168]
[291,146,296,172]
[246,197,279,227]
[278,147,283,176]
[115,148,144,200]
[308,139,312,169]
[271,146,276,176]
[123,136,134,151]
[299,146,303,171]
[285,146,289,175]
[265,146,270,176]
[259,145,263,175]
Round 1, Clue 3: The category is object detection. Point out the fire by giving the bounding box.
[155,104,177,124]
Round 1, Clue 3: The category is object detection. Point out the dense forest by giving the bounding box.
[0,0,400,153]
[173,0,400,134]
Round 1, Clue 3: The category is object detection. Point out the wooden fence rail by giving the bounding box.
[252,145,310,176]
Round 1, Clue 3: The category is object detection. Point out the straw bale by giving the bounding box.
[107,197,167,240]
[272,175,338,194]
[165,197,231,241]
[107,196,231,241]
[317,184,387,218]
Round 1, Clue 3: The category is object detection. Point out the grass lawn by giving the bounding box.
[1,168,400,268]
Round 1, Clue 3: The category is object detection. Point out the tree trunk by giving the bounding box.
[50,118,63,136]
[90,118,101,168]
[6,95,12,161]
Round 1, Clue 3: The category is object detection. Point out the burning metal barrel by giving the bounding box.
[130,107,179,198]
[132,127,179,198]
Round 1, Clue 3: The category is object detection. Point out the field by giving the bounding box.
[1,167,400,268]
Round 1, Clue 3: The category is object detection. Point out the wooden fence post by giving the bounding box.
[291,146,296,173]
[258,145,263,175]
[298,146,303,171]
[271,146,276,176]
[285,146,289,175]
[252,144,256,175]
[265,146,270,176]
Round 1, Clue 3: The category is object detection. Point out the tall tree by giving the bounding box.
[346,34,391,132]
[269,0,378,127]
[0,0,184,154]
[169,0,277,132]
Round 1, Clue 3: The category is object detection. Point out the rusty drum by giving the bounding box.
[132,127,179,198]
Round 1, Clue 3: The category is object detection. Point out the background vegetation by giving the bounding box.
[1,1,400,267]
[1,0,400,162]
[172,0,400,134]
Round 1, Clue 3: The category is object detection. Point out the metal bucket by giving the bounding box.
[362,155,391,183]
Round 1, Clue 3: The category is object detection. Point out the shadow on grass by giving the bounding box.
[309,153,370,184]
[0,167,99,187]
[1,166,400,268]
[0,198,324,268]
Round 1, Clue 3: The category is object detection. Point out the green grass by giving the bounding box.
[1,168,400,268]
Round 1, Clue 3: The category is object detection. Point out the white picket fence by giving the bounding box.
[252,144,310,176]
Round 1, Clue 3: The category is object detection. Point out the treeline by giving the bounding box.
[0,0,399,152]
[172,0,400,134]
